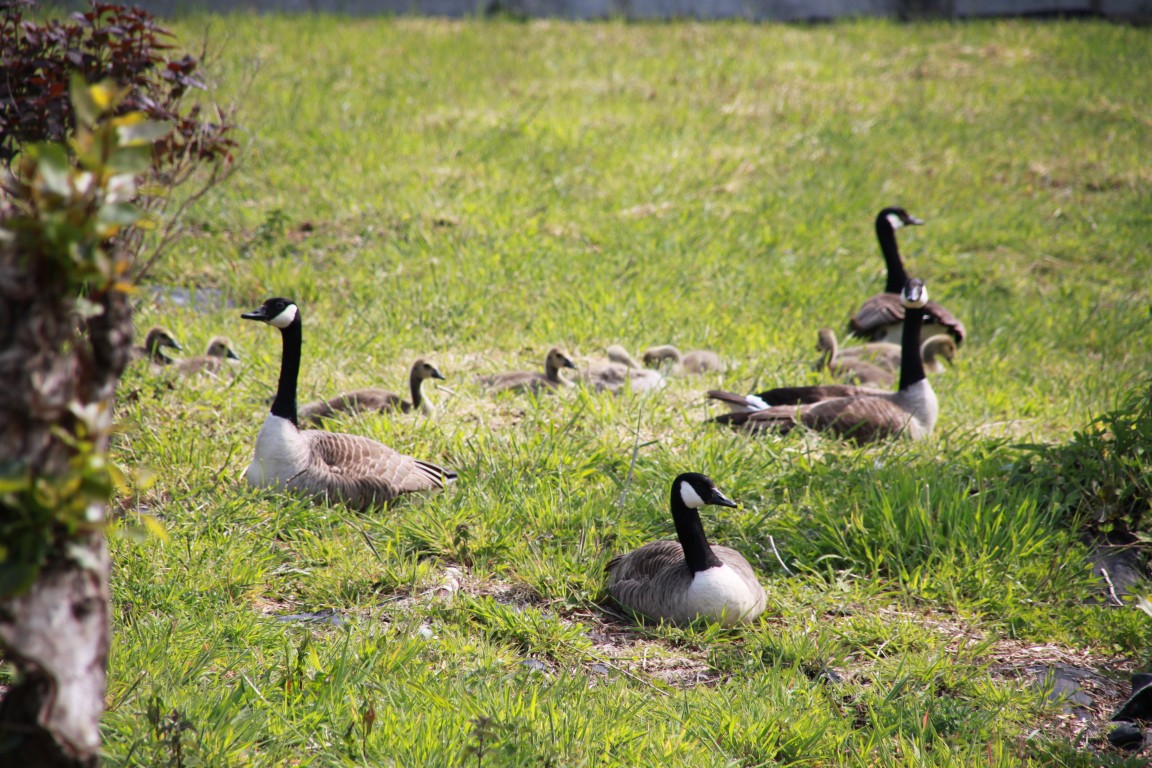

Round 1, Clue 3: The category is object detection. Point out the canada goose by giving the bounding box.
[132,325,183,365]
[713,279,938,443]
[174,336,241,376]
[478,347,577,394]
[848,208,965,345]
[606,472,766,627]
[584,345,666,393]
[642,345,723,375]
[241,298,456,509]
[813,329,893,387]
[299,359,445,424]
[832,333,957,375]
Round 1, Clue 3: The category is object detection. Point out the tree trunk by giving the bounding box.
[0,241,133,766]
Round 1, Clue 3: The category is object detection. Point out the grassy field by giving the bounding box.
[104,14,1151,766]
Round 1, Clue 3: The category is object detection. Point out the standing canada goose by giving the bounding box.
[174,336,241,376]
[848,207,966,345]
[713,279,938,443]
[241,298,456,509]
[584,345,666,393]
[606,473,766,627]
[299,359,445,424]
[832,333,957,375]
[642,345,723,375]
[813,328,894,387]
[131,326,183,365]
[478,347,577,394]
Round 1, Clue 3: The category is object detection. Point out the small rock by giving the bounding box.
[1108,723,1144,751]
[590,663,611,676]
[416,625,435,640]
[521,659,548,674]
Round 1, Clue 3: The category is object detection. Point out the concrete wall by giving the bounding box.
[68,0,1151,19]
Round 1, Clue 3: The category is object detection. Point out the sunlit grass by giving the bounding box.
[100,14,1152,767]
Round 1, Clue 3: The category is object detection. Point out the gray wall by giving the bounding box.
[78,0,1150,20]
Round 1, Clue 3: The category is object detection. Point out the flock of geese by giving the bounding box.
[139,207,964,627]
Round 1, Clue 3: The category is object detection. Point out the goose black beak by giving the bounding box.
[227,349,241,360]
[563,359,577,369]
[168,340,183,351]
[432,369,446,380]
[907,216,925,226]
[709,488,739,508]
[241,308,268,322]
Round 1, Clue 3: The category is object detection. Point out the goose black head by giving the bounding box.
[878,207,924,231]
[241,298,299,329]
[901,278,928,309]
[673,472,738,510]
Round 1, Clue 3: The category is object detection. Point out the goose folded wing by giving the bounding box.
[848,294,903,337]
[303,430,453,507]
[923,301,966,344]
[607,541,694,616]
[797,395,908,443]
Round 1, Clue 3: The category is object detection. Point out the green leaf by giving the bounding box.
[117,120,171,146]
[33,143,73,197]
[70,73,98,127]
[106,145,152,175]
[98,203,142,228]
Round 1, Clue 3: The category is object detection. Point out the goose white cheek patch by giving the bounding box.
[679,483,705,508]
[886,213,905,230]
[269,304,298,329]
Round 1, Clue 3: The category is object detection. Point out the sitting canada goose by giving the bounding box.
[131,326,183,365]
[848,207,966,346]
[713,279,938,443]
[299,359,445,424]
[584,345,666,393]
[174,336,241,376]
[832,333,957,375]
[241,298,456,509]
[478,347,577,394]
[813,328,893,387]
[642,345,723,375]
[606,472,766,627]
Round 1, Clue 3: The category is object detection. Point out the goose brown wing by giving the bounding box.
[606,541,694,620]
[848,293,903,339]
[797,394,908,443]
[712,406,802,432]
[923,301,966,344]
[301,389,405,423]
[850,295,965,345]
[300,430,455,509]
[480,371,553,393]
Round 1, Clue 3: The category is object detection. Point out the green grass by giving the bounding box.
[100,14,1152,767]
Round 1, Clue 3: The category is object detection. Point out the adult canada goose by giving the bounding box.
[848,207,966,346]
[298,359,445,424]
[241,298,456,509]
[584,345,666,393]
[813,329,894,387]
[131,326,183,365]
[478,347,577,394]
[606,473,766,627]
[832,333,957,375]
[174,336,241,376]
[642,345,723,375]
[713,279,938,443]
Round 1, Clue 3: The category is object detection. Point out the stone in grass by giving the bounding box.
[521,659,548,674]
[1107,723,1145,751]
[273,609,344,626]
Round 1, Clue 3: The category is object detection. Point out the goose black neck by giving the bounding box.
[671,492,723,573]
[409,368,423,409]
[876,217,908,294]
[270,318,301,426]
[898,303,927,391]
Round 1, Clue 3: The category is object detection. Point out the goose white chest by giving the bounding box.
[682,564,762,626]
[246,414,311,489]
[899,379,938,438]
